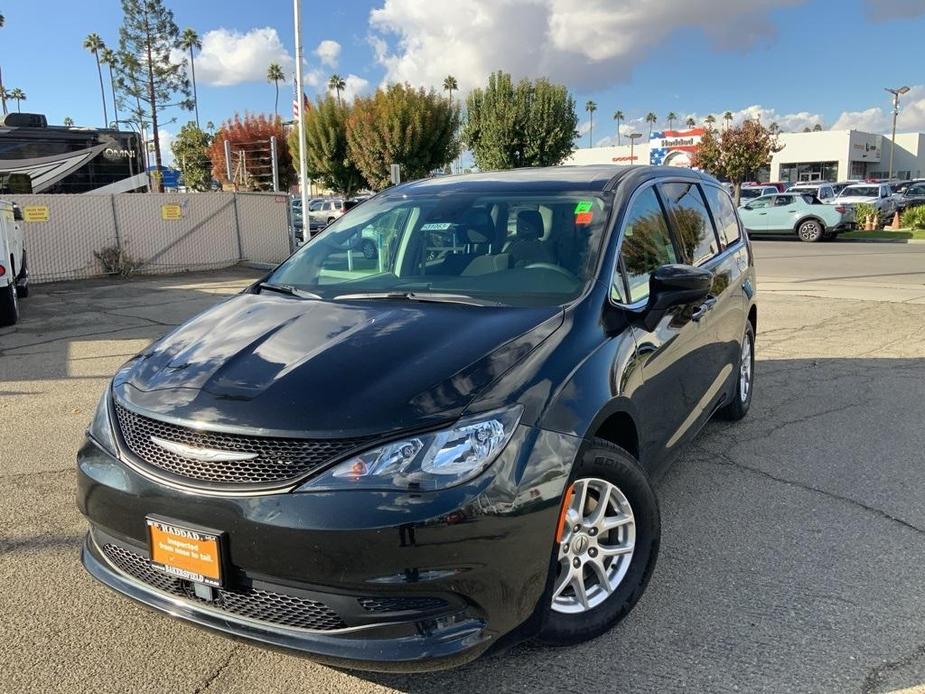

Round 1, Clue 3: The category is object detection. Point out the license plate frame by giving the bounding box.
[146,515,225,588]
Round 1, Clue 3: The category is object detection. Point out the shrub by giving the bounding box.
[853,202,878,228]
[901,204,925,229]
[94,246,142,277]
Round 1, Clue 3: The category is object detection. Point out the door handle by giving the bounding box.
[691,296,717,322]
[757,212,767,215]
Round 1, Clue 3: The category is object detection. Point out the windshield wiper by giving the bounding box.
[333,291,505,307]
[257,282,322,300]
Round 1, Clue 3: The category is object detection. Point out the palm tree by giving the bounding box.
[612,110,624,145]
[705,114,716,129]
[769,122,780,134]
[585,101,597,147]
[685,116,696,129]
[180,28,202,128]
[812,123,823,132]
[83,33,109,127]
[443,75,458,102]
[8,87,24,112]
[666,111,677,131]
[0,11,4,27]
[206,120,215,132]
[63,116,75,126]
[723,110,733,129]
[267,63,285,118]
[0,11,6,115]
[99,47,120,127]
[328,73,346,103]
[645,112,657,136]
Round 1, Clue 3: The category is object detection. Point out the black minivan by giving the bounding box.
[78,165,756,671]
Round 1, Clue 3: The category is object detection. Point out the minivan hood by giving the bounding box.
[113,292,563,437]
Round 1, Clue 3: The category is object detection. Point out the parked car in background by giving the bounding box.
[787,182,837,202]
[764,182,791,193]
[834,183,896,223]
[309,198,345,228]
[831,181,861,196]
[0,200,28,325]
[78,164,757,672]
[738,192,850,241]
[739,185,779,201]
[893,181,925,211]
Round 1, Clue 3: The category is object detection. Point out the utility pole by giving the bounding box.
[885,86,910,181]
[293,0,310,224]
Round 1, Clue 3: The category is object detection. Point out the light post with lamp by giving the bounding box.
[629,133,642,164]
[885,86,910,181]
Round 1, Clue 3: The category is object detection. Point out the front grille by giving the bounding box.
[358,596,448,613]
[114,403,372,486]
[102,543,348,631]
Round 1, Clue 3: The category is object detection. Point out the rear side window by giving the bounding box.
[773,195,795,206]
[658,182,719,265]
[702,185,741,246]
[613,186,677,305]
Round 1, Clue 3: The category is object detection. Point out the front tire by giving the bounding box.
[539,440,660,646]
[797,219,824,242]
[718,320,755,421]
[0,282,20,327]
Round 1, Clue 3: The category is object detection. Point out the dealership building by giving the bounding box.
[565,127,925,182]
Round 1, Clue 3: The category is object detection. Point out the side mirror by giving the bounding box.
[741,204,753,210]
[642,264,713,331]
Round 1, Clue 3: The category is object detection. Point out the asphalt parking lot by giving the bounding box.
[2,240,924,693]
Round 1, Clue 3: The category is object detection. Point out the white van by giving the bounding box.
[0,200,28,326]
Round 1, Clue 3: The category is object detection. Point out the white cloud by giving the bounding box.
[341,75,371,102]
[175,28,294,87]
[832,85,925,133]
[315,40,341,68]
[156,129,176,166]
[864,0,925,21]
[368,0,803,93]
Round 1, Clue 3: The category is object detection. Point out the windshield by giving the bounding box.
[266,190,611,307]
[840,185,878,197]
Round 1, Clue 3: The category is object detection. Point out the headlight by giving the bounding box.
[297,405,523,492]
[88,385,118,455]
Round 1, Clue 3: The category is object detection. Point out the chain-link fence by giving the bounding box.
[9,192,294,283]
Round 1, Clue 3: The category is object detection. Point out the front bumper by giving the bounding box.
[77,425,580,671]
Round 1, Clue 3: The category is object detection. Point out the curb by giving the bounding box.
[836,238,925,244]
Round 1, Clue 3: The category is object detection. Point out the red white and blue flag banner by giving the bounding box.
[292,92,311,120]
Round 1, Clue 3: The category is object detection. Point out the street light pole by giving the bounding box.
[885,86,910,181]
[629,133,642,164]
[293,0,310,230]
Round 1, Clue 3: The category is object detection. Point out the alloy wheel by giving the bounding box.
[740,333,753,402]
[552,477,636,614]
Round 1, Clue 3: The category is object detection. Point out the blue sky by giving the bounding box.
[2,0,925,156]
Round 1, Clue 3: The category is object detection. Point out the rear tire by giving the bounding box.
[797,219,824,242]
[718,320,755,421]
[0,283,20,327]
[538,439,660,646]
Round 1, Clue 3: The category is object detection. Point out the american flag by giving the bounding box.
[292,92,311,120]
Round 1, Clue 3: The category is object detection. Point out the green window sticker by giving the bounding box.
[574,201,593,214]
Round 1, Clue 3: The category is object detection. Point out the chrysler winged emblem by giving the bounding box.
[150,436,258,462]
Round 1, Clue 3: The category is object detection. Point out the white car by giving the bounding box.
[308,199,345,228]
[834,183,896,223]
[787,182,837,202]
[0,200,28,326]
[739,185,780,202]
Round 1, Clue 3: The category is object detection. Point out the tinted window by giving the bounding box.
[909,185,925,195]
[613,186,677,304]
[659,182,719,265]
[747,197,773,209]
[703,185,741,246]
[774,195,795,206]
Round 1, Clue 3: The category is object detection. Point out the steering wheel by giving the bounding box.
[523,262,578,282]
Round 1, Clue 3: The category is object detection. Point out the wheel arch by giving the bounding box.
[586,403,641,463]
[794,215,826,233]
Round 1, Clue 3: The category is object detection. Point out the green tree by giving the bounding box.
[328,73,346,103]
[667,111,677,131]
[171,122,212,191]
[769,121,780,134]
[8,87,24,112]
[463,71,578,170]
[585,100,597,147]
[685,116,696,128]
[645,112,657,136]
[99,48,121,127]
[267,63,285,118]
[114,0,191,189]
[691,118,782,205]
[63,116,75,126]
[705,114,716,129]
[723,110,733,128]
[347,83,459,189]
[612,110,623,145]
[443,75,458,101]
[83,33,109,127]
[288,96,364,197]
[179,28,201,128]
[812,123,823,132]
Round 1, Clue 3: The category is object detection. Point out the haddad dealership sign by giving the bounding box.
[650,128,704,166]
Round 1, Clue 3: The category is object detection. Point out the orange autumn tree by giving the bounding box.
[209,113,294,191]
